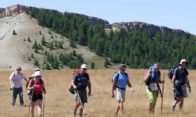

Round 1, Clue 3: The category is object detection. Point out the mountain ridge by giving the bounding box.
[0,4,194,37]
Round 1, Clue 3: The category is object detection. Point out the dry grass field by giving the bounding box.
[0,69,195,117]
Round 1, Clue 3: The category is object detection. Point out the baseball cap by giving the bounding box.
[81,64,87,69]
[179,59,188,65]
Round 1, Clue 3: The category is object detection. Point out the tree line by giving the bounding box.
[25,7,196,69]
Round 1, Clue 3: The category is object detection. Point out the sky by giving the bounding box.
[0,0,196,35]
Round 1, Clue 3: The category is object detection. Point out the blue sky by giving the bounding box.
[1,0,196,35]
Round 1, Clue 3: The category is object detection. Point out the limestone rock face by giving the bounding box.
[0,4,25,18]
[111,22,192,37]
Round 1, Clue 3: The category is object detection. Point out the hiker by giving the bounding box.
[112,64,133,115]
[28,71,46,117]
[9,66,27,106]
[144,63,164,113]
[170,59,191,111]
[72,64,91,117]
[26,68,44,100]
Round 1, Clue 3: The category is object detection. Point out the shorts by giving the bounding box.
[32,94,43,102]
[116,88,126,102]
[74,89,87,103]
[146,86,158,104]
[174,84,188,100]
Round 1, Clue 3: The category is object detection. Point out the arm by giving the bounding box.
[112,81,116,98]
[158,73,165,84]
[27,80,34,90]
[186,76,191,93]
[87,79,91,96]
[9,73,14,89]
[127,77,132,88]
[42,81,46,94]
[144,70,150,83]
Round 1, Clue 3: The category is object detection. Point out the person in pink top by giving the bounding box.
[28,71,46,117]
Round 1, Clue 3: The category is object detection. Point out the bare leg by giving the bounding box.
[79,103,84,117]
[31,102,35,117]
[115,101,121,115]
[149,103,155,113]
[36,100,42,117]
[73,102,81,116]
[120,101,125,114]
[179,98,184,110]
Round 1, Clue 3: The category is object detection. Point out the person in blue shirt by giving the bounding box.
[171,59,191,111]
[112,64,133,116]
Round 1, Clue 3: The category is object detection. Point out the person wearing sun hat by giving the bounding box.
[28,71,46,117]
[170,59,191,111]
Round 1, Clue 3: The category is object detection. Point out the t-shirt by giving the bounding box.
[174,68,188,84]
[73,73,89,90]
[9,71,24,88]
[29,79,45,94]
[113,72,129,89]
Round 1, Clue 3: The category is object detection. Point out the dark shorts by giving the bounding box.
[174,80,187,100]
[32,94,43,102]
[75,89,87,103]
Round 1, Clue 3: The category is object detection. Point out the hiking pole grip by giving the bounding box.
[161,73,165,114]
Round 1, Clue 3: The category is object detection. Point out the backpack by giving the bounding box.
[167,66,178,80]
[28,79,44,95]
[145,67,160,86]
[69,69,80,94]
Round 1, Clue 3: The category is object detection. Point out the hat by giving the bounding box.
[33,71,41,77]
[119,64,127,69]
[179,59,188,65]
[81,64,87,69]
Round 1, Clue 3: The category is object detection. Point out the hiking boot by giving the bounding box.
[11,102,15,106]
[170,105,175,112]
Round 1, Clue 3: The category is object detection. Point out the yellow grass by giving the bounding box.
[0,69,196,117]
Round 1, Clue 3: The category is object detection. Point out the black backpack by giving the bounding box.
[167,67,178,80]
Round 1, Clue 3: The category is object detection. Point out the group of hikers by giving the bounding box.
[9,59,191,117]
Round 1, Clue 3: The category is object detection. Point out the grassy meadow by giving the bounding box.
[0,69,195,117]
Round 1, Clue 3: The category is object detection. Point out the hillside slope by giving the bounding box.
[0,13,101,70]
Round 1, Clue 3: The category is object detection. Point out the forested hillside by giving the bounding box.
[25,7,196,69]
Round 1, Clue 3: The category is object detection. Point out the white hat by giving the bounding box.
[33,71,42,77]
[179,59,188,65]
[80,64,87,69]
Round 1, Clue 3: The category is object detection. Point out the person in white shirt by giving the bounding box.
[9,66,27,106]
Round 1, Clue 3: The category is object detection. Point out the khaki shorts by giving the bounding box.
[116,88,126,102]
[146,86,158,104]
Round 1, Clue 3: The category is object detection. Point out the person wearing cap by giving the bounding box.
[9,66,27,106]
[72,64,91,117]
[112,64,133,115]
[28,71,46,117]
[171,59,191,111]
[144,63,164,113]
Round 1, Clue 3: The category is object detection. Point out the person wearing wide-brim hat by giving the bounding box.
[28,71,46,117]
[112,64,133,116]
[170,59,191,111]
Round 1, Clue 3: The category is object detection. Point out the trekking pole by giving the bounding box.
[161,73,165,114]
[75,89,84,109]
[42,93,45,117]
[28,91,33,117]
